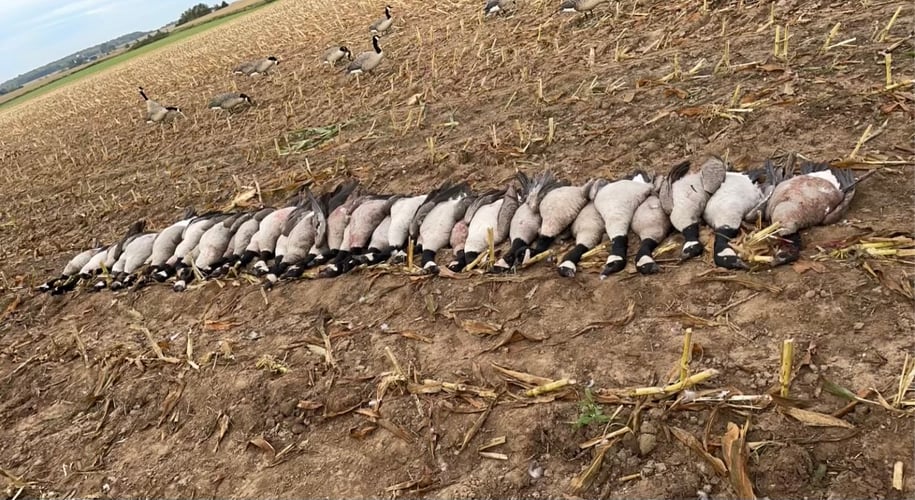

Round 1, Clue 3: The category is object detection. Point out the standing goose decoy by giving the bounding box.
[233,56,279,76]
[523,177,595,265]
[417,183,473,274]
[631,193,671,275]
[139,87,181,123]
[346,36,384,75]
[703,167,773,270]
[484,0,516,16]
[38,244,105,293]
[556,202,604,278]
[319,194,399,277]
[591,171,655,278]
[208,92,254,112]
[657,158,727,260]
[765,160,860,266]
[492,171,562,272]
[323,46,353,66]
[558,0,609,17]
[369,6,394,34]
[448,188,512,272]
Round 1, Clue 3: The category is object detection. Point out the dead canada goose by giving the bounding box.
[492,171,561,272]
[703,168,772,270]
[346,36,384,75]
[320,194,399,278]
[484,0,516,16]
[212,208,275,277]
[556,202,603,278]
[418,183,473,274]
[765,159,861,266]
[288,180,360,275]
[592,172,654,278]
[359,215,393,265]
[657,158,726,260]
[193,213,245,275]
[91,220,149,292]
[156,212,225,282]
[631,194,670,275]
[386,193,429,261]
[139,87,181,123]
[523,178,595,265]
[265,205,315,284]
[245,196,303,276]
[369,5,394,34]
[323,46,353,65]
[558,0,609,17]
[448,188,512,272]
[38,244,105,293]
[233,56,279,76]
[208,92,254,112]
[149,207,197,275]
[109,232,158,290]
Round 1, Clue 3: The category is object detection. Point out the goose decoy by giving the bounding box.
[321,194,399,278]
[148,206,197,276]
[323,46,353,65]
[369,6,394,34]
[386,193,429,261]
[448,188,512,272]
[591,172,654,278]
[657,157,726,260]
[703,168,772,270]
[346,36,384,75]
[765,160,860,266]
[492,171,561,272]
[484,0,516,16]
[417,183,473,274]
[37,244,105,293]
[558,0,608,17]
[523,176,595,265]
[208,92,253,112]
[556,202,604,278]
[139,87,181,123]
[233,56,279,76]
[631,193,671,275]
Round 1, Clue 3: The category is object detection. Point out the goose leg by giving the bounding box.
[558,243,590,278]
[600,235,629,278]
[634,238,661,275]
[712,226,748,270]
[680,223,703,259]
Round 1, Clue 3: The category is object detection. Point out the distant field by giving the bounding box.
[0,2,266,110]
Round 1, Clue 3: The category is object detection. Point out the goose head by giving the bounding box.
[384,5,392,17]
[239,93,253,104]
[341,46,352,59]
[268,56,279,64]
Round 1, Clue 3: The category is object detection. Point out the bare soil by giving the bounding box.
[1,0,913,498]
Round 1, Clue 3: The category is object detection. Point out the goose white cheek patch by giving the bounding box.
[683,241,701,250]
[559,260,576,271]
[423,261,438,270]
[605,255,623,264]
[716,247,737,257]
[254,261,269,273]
[636,255,655,267]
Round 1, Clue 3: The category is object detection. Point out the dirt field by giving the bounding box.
[1,0,913,498]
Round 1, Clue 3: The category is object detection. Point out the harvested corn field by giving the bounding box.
[1,0,914,498]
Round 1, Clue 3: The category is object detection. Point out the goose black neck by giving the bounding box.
[385,7,391,18]
[373,37,382,53]
[636,238,658,261]
[713,226,740,255]
[139,88,148,100]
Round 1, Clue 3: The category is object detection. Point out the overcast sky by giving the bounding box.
[0,0,210,83]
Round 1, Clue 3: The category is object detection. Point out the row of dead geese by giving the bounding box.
[38,156,863,295]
